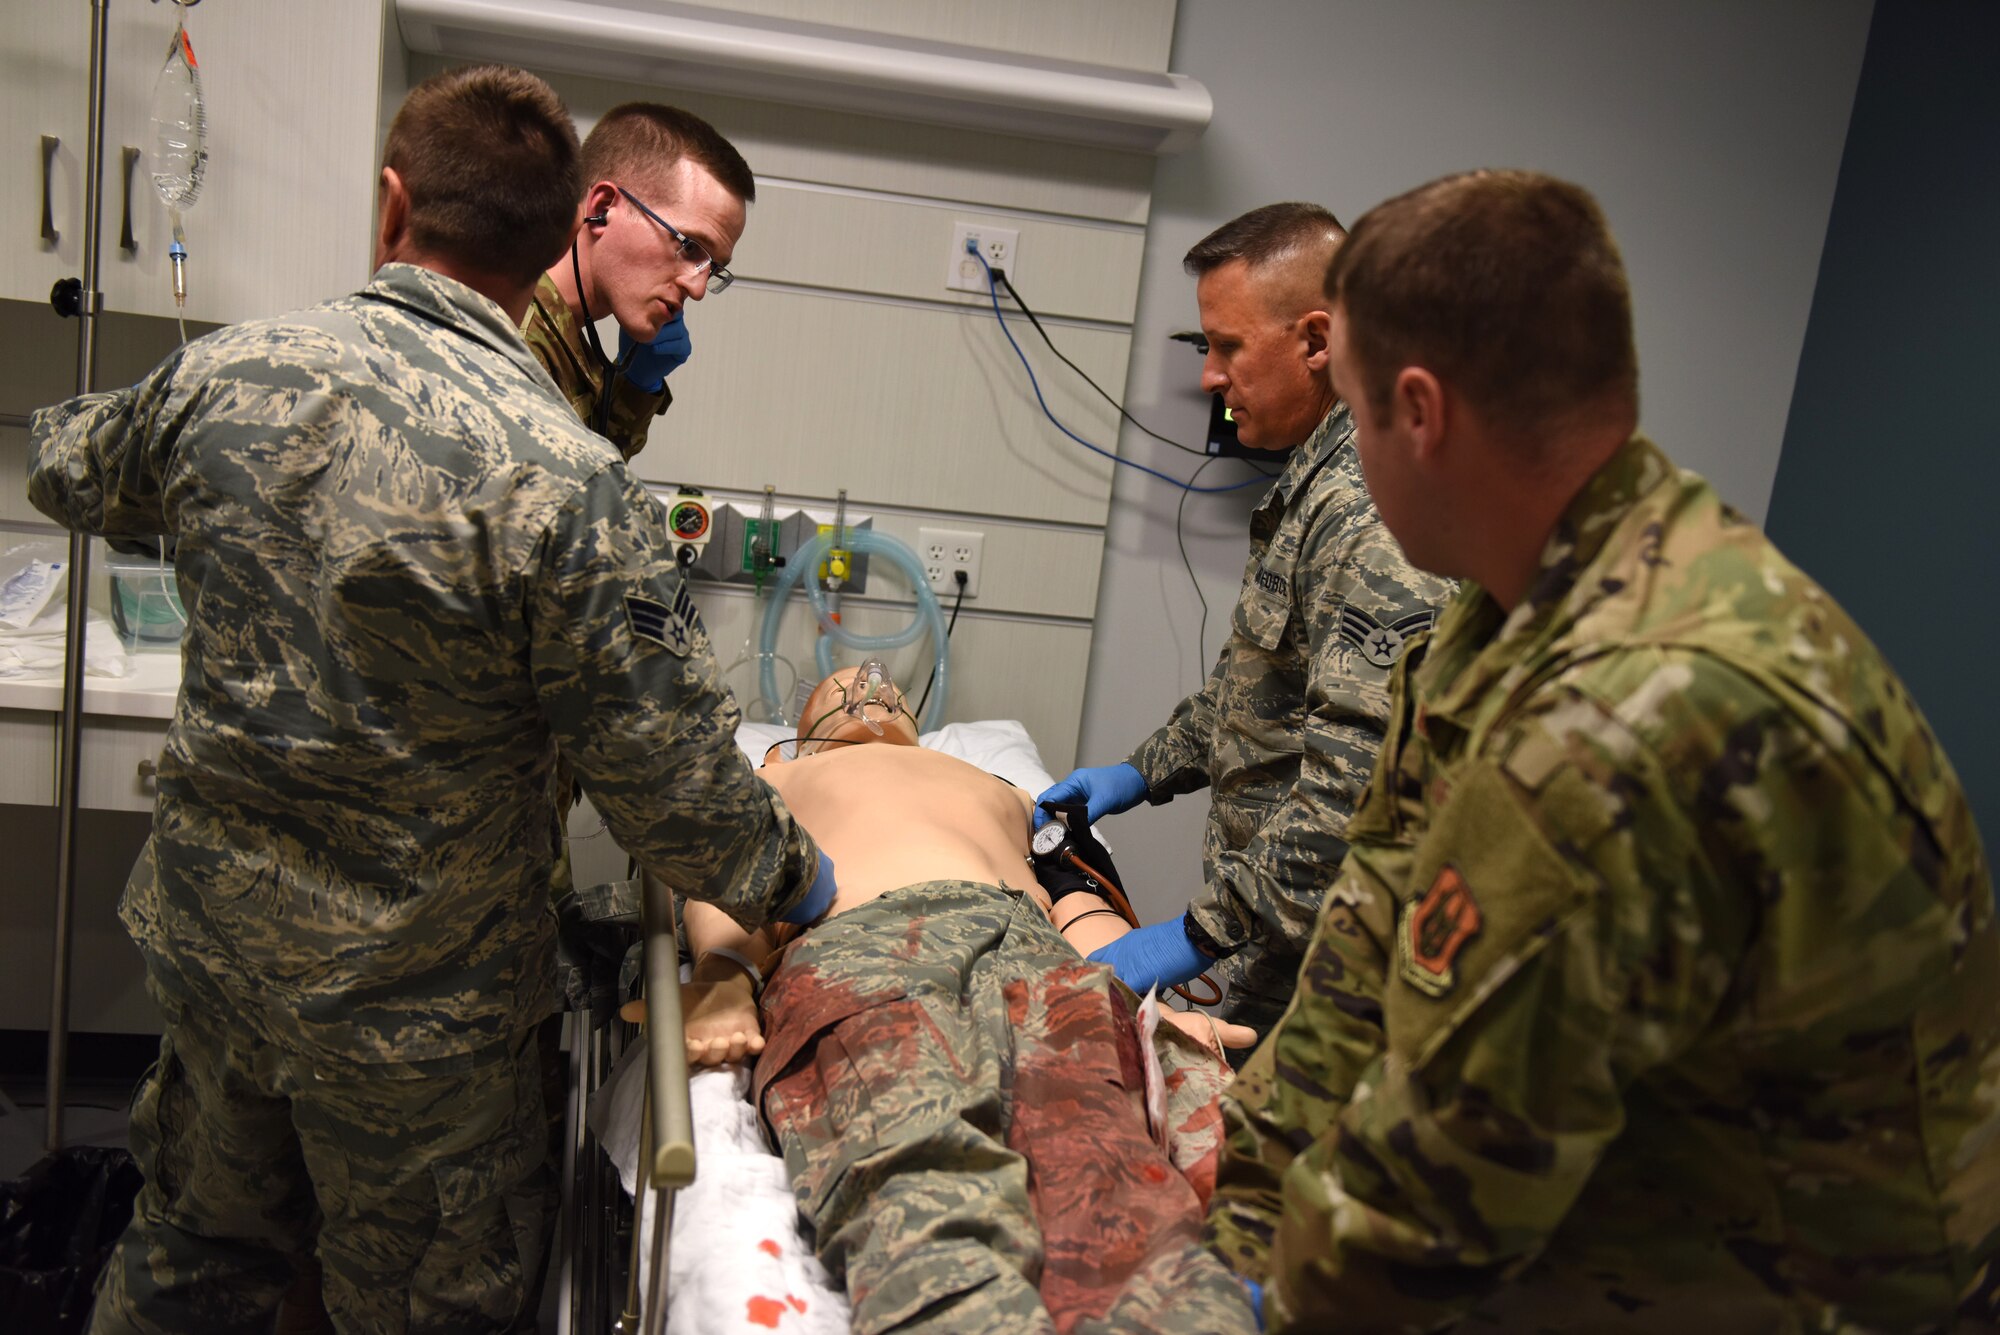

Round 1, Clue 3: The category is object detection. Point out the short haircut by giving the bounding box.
[382,65,581,287]
[1184,201,1346,278]
[580,103,757,205]
[1326,170,1639,443]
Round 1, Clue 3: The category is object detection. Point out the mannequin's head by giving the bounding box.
[774,664,920,762]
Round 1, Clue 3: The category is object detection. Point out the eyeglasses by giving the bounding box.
[615,185,734,294]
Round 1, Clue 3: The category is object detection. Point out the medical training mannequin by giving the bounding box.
[659,668,1260,1334]
[671,670,1250,1062]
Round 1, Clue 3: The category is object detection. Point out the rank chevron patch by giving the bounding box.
[625,581,702,658]
[1337,602,1435,668]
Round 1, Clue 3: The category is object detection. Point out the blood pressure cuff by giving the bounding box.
[1033,844,1127,910]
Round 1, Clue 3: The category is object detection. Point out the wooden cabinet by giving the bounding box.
[6,0,385,326]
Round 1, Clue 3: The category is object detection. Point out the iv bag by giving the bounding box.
[149,22,207,210]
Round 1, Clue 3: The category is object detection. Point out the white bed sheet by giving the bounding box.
[587,719,1064,1334]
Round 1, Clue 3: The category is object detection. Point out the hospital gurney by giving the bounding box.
[552,868,694,1335]
[555,720,1070,1335]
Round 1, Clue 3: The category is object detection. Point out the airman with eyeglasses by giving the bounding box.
[522,102,756,459]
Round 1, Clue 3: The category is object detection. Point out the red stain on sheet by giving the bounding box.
[745,1295,785,1327]
[757,1238,782,1258]
[1143,1163,1169,1184]
[787,1294,808,1313]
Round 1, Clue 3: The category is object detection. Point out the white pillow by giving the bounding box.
[734,721,795,767]
[734,719,1058,797]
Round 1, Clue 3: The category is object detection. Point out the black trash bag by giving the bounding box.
[0,1145,143,1335]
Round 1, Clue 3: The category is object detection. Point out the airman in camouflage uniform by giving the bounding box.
[1126,404,1452,1042]
[520,110,756,1324]
[27,66,823,1334]
[524,99,753,961]
[1210,169,1999,1332]
[520,271,666,463]
[756,880,1257,1335]
[519,101,755,462]
[1044,203,1450,1049]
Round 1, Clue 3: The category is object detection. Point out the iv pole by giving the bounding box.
[43,0,112,1154]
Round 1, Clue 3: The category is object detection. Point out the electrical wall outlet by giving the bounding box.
[945,222,1020,293]
[918,526,983,598]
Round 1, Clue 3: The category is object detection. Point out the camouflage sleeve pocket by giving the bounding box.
[1232,586,1290,652]
[1385,761,1597,1075]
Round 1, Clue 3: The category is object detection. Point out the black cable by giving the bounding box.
[915,571,968,723]
[1177,455,1221,687]
[996,270,1279,477]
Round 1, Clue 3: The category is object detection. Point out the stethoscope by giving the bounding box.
[569,230,633,438]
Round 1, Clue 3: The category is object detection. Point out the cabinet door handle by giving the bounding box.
[137,757,158,786]
[41,134,61,244]
[120,146,140,253]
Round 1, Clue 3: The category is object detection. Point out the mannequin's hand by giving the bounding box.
[681,971,763,1067]
[1161,1008,1256,1056]
[617,966,766,1067]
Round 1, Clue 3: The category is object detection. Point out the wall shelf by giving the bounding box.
[396,0,1212,154]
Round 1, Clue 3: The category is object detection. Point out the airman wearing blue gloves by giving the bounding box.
[1039,205,1453,1057]
[523,101,754,461]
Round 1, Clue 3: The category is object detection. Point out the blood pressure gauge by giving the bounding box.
[1030,801,1093,873]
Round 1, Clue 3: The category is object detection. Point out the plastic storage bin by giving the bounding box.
[105,552,187,647]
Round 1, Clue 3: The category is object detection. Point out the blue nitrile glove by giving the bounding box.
[1086,914,1208,993]
[1243,1277,1265,1331]
[779,849,837,926]
[618,311,691,392]
[1034,762,1149,828]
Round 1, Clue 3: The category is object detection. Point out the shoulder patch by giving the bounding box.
[1338,603,1435,668]
[624,582,702,658]
[1397,864,1483,997]
[1254,567,1287,596]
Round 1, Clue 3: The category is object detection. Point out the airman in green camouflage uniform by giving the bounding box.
[519,101,756,462]
[1046,203,1450,1048]
[519,111,757,1321]
[1210,169,1999,1332]
[27,67,824,1335]
[522,100,753,922]
[520,272,667,463]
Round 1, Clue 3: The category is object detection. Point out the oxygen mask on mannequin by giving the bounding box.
[841,658,899,735]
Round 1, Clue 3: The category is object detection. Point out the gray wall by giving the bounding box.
[1081,0,1874,920]
[1765,1,1999,856]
